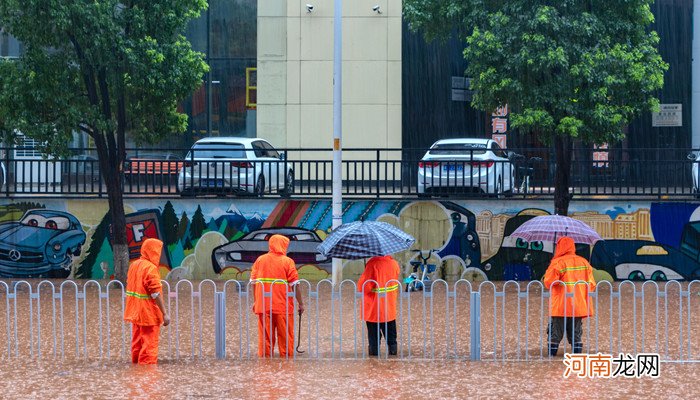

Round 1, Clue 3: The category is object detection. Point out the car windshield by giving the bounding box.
[291,233,315,241]
[428,143,487,155]
[187,143,247,159]
[21,214,71,230]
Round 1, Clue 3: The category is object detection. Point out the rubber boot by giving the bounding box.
[389,344,398,356]
[368,346,378,357]
[548,343,559,357]
[573,343,583,354]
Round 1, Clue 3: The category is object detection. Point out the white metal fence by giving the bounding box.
[0,279,698,362]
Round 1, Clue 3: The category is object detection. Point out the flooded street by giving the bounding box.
[1,359,698,399]
[1,279,700,398]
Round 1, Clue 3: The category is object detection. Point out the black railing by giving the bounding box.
[0,147,696,199]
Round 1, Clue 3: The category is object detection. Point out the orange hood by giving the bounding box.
[552,236,576,259]
[268,234,289,255]
[140,238,163,266]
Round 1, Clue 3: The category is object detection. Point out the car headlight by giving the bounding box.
[315,253,326,261]
[53,243,62,251]
[228,252,242,261]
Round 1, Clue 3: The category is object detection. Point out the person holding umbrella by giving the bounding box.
[316,220,416,357]
[357,255,401,356]
[543,236,596,356]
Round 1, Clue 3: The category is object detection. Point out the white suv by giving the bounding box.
[177,137,294,196]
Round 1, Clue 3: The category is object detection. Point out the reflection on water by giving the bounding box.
[0,359,697,399]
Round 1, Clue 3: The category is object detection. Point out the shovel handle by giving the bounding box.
[296,310,305,354]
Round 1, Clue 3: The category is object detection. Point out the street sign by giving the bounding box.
[652,104,682,127]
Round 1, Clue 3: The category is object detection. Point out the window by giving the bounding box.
[188,143,246,159]
[251,141,266,158]
[261,141,280,159]
[15,136,41,158]
[491,142,507,158]
[429,142,487,155]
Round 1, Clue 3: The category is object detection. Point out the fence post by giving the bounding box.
[215,291,226,360]
[470,291,481,361]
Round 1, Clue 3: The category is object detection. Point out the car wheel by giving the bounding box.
[254,175,265,197]
[651,271,668,282]
[628,270,646,281]
[280,170,294,196]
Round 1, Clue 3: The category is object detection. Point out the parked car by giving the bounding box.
[177,137,294,196]
[0,209,86,278]
[62,155,100,182]
[211,228,330,273]
[590,239,700,281]
[417,138,514,196]
[124,152,183,181]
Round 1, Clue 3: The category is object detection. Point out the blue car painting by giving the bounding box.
[0,209,86,278]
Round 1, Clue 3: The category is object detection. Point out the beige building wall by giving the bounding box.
[257,0,402,158]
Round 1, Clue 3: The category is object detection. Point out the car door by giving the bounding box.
[251,141,273,192]
[261,141,284,190]
[490,142,511,191]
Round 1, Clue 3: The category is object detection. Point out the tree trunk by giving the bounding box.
[95,137,130,282]
[554,135,573,216]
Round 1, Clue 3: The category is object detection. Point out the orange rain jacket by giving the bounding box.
[124,238,164,326]
[251,235,299,315]
[357,255,400,323]
[543,237,596,318]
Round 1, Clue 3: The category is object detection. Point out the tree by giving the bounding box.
[190,205,206,239]
[0,1,208,280]
[404,0,667,215]
[162,201,179,246]
[177,211,190,241]
[76,212,111,279]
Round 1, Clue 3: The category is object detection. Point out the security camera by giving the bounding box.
[306,4,314,12]
[372,5,382,13]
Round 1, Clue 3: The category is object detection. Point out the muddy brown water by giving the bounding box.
[0,280,699,399]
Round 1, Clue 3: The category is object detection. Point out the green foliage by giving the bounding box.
[404,0,667,145]
[0,0,209,154]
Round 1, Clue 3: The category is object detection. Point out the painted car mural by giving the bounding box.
[0,209,86,278]
[590,240,700,281]
[211,227,331,274]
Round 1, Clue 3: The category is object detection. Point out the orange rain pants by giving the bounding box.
[257,313,294,358]
[131,324,161,364]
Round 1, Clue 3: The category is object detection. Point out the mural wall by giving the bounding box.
[0,199,698,283]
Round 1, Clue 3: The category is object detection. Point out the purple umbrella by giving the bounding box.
[510,215,602,245]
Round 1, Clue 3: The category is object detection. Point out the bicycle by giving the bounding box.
[509,153,542,195]
[404,249,439,292]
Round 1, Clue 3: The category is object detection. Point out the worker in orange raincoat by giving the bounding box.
[251,234,305,358]
[543,236,596,356]
[124,238,171,364]
[357,255,401,356]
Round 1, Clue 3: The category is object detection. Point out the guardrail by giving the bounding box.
[1,279,697,362]
[0,147,696,199]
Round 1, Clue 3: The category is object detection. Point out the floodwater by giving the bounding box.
[1,280,700,399]
[1,359,699,399]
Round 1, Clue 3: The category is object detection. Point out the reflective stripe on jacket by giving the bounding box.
[543,237,597,318]
[124,238,164,326]
[250,235,299,315]
[357,255,400,323]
